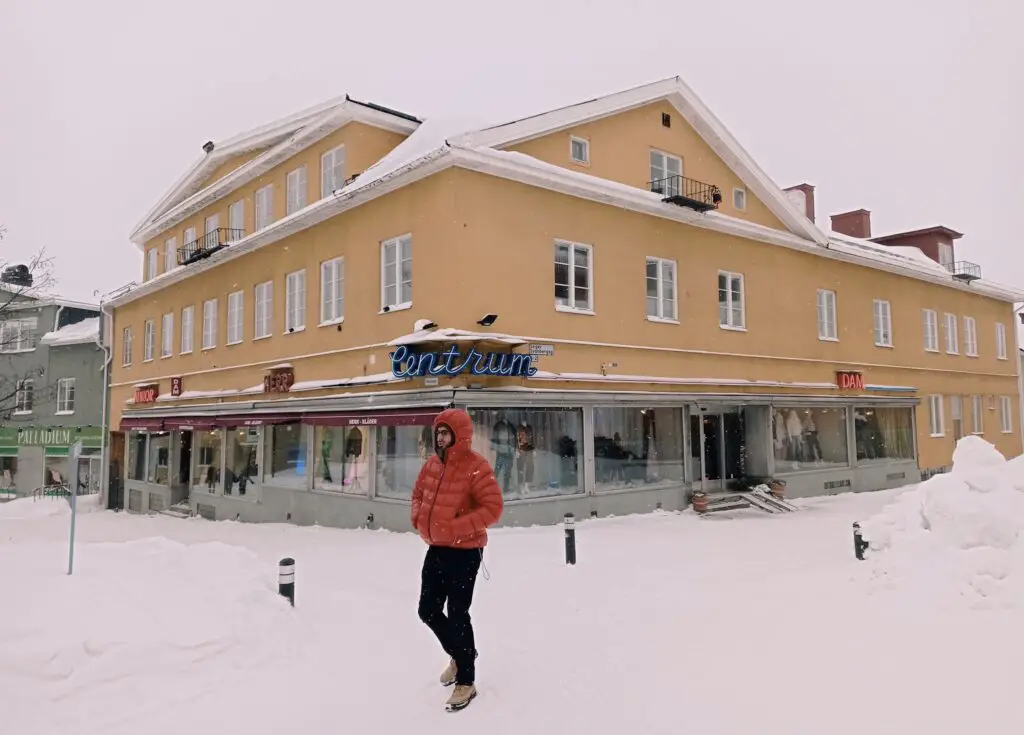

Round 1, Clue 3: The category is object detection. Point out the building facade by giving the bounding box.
[0,292,105,498]
[106,78,1024,528]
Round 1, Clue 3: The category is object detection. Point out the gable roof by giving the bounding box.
[129,95,422,247]
[452,76,830,246]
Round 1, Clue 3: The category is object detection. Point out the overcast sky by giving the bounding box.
[1,0,1020,308]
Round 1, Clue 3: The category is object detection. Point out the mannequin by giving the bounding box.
[785,409,803,462]
[516,420,535,491]
[491,417,517,493]
[345,427,363,486]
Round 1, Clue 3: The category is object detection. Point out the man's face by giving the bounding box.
[435,425,453,450]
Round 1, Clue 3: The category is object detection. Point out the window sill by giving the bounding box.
[647,316,679,325]
[874,343,894,349]
[719,324,747,332]
[319,317,345,328]
[143,358,154,363]
[818,336,839,343]
[971,431,984,436]
[253,334,272,342]
[555,304,595,316]
[201,347,216,352]
[1002,430,1013,434]
[55,411,75,416]
[929,433,945,438]
[283,326,306,336]
[160,354,173,360]
[180,350,193,356]
[946,352,959,356]
[12,411,31,416]
[924,348,940,353]
[379,302,412,315]
[966,353,979,358]
[998,356,1008,361]
[226,340,242,347]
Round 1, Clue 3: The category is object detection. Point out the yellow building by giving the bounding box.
[106,78,1024,527]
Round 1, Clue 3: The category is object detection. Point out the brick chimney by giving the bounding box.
[830,209,872,239]
[783,183,816,223]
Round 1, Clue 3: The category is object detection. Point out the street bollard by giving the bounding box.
[278,557,296,606]
[852,522,869,561]
[564,513,576,565]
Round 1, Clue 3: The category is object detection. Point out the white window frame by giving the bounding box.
[963,316,978,357]
[183,226,196,247]
[645,256,678,323]
[14,379,33,414]
[922,309,939,352]
[732,187,747,211]
[255,184,274,230]
[380,234,413,312]
[873,299,893,347]
[569,136,589,164]
[227,291,244,345]
[320,257,345,325]
[554,240,594,314]
[996,322,1008,360]
[944,313,959,354]
[649,149,683,188]
[971,395,984,434]
[202,299,217,350]
[938,242,953,268]
[121,326,133,366]
[56,377,75,414]
[180,305,194,354]
[286,166,308,215]
[160,312,173,358]
[321,145,346,198]
[228,199,245,238]
[146,248,158,280]
[164,237,176,273]
[0,318,38,353]
[718,271,745,330]
[254,281,273,339]
[816,289,837,341]
[928,394,944,437]
[285,270,306,333]
[143,319,155,361]
[1000,396,1013,433]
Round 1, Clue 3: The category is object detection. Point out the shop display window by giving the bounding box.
[855,407,915,462]
[592,406,685,491]
[772,407,849,473]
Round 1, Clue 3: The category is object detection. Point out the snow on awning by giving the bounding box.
[39,317,100,347]
[388,327,527,348]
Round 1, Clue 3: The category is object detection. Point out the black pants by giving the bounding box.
[417,545,482,685]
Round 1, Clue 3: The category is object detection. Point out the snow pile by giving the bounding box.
[39,316,100,346]
[0,493,104,519]
[862,436,1024,610]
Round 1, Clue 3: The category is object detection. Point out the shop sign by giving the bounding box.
[390,345,538,379]
[264,367,295,394]
[0,426,103,448]
[170,377,183,397]
[836,371,865,391]
[529,343,555,357]
[134,384,159,403]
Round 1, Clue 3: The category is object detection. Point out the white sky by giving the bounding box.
[1,0,1021,307]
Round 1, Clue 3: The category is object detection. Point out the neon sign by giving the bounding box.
[390,345,539,379]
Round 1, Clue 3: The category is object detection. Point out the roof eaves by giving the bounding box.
[344,94,422,124]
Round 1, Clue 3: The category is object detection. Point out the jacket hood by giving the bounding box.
[433,408,474,451]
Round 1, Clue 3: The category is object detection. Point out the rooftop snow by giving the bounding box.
[388,327,529,347]
[39,317,100,347]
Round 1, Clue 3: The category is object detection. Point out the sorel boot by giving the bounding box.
[439,658,457,687]
[445,684,477,711]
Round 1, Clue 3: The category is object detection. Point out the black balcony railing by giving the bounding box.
[650,175,722,212]
[177,228,246,266]
[946,260,981,283]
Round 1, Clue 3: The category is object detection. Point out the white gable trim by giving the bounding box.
[455,76,829,247]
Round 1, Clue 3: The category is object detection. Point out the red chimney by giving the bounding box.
[831,209,872,239]
[783,183,816,223]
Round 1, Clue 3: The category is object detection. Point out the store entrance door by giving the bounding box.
[691,406,746,492]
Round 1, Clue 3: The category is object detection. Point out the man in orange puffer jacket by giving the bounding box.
[411,408,504,711]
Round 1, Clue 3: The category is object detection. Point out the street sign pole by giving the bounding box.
[67,441,83,576]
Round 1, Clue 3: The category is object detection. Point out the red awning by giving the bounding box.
[212,415,299,427]
[162,417,218,430]
[304,409,440,427]
[119,416,165,431]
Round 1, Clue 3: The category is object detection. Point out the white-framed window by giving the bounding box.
[944,313,958,354]
[963,316,978,356]
[227,291,244,344]
[554,240,593,313]
[0,318,38,352]
[872,299,892,346]
[204,215,219,249]
[928,394,944,437]
[320,257,345,325]
[816,289,837,340]
[143,319,154,361]
[183,226,196,247]
[732,188,747,211]
[996,322,1008,360]
[938,242,953,268]
[570,136,589,164]
[146,248,158,280]
[160,312,173,358]
[228,199,245,239]
[202,299,217,350]
[649,149,682,190]
[971,395,984,434]
[950,394,963,441]
[254,281,273,339]
[285,270,306,333]
[381,235,412,311]
[255,184,274,230]
[164,237,176,273]
[121,326,133,366]
[1000,396,1013,433]
[286,166,307,215]
[14,379,33,414]
[718,271,745,330]
[180,305,194,354]
[321,145,346,198]
[645,257,677,322]
[56,378,75,414]
[923,309,939,352]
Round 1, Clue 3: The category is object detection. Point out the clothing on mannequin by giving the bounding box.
[491,418,517,494]
[516,421,535,489]
[343,427,364,485]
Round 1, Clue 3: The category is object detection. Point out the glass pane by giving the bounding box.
[646,260,658,280]
[773,408,849,473]
[376,425,431,500]
[467,408,584,499]
[384,243,396,268]
[646,276,659,300]
[192,429,223,494]
[146,432,171,485]
[313,425,368,493]
[593,407,685,492]
[262,422,306,489]
[646,295,659,317]
[224,426,258,496]
[854,407,915,462]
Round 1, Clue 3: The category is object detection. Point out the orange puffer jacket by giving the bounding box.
[411,408,504,549]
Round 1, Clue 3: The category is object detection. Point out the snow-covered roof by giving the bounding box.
[0,286,99,312]
[388,327,528,347]
[38,317,100,347]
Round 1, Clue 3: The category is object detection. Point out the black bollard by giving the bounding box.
[852,522,869,561]
[278,557,296,606]
[564,513,576,565]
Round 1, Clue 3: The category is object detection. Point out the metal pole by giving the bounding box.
[278,557,295,605]
[564,513,576,565]
[68,441,83,575]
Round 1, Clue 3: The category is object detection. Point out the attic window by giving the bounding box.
[570,136,589,164]
[733,188,747,211]
[661,113,671,128]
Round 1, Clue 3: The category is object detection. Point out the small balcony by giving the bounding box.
[650,175,722,212]
[177,228,246,266]
[946,260,981,283]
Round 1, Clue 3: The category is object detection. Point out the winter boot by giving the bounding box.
[445,684,477,711]
[439,658,457,687]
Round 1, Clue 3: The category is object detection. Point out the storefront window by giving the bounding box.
[193,429,222,494]
[263,422,307,489]
[313,425,368,493]
[128,431,148,481]
[225,427,258,496]
[0,456,17,490]
[469,407,584,499]
[772,407,848,473]
[593,407,684,491]
[147,432,171,485]
[855,407,915,462]
[44,455,70,488]
[376,425,425,500]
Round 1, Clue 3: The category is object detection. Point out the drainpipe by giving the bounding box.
[96,300,114,508]
[53,304,65,333]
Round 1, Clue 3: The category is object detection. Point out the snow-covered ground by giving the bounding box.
[3,437,1023,735]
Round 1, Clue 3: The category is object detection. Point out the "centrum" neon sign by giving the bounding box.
[390,345,539,378]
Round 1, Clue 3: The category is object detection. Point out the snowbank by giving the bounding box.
[862,436,1024,610]
[0,493,104,520]
[39,316,100,346]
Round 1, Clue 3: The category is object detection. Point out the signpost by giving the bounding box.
[67,441,83,576]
